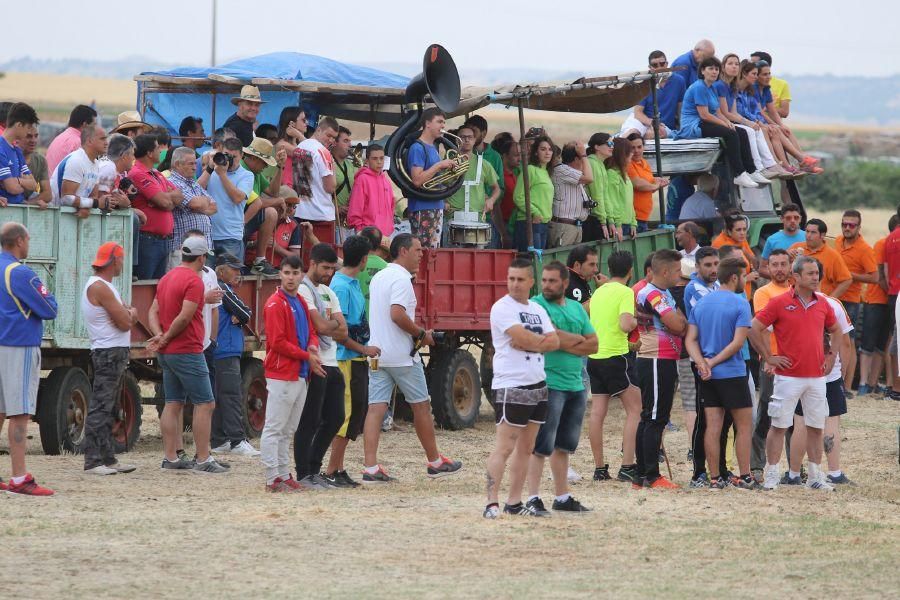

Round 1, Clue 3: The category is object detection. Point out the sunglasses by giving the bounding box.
[841,222,859,229]
[650,61,668,68]
[606,140,614,148]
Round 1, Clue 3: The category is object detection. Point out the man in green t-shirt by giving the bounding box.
[463,114,504,194]
[586,250,642,484]
[443,124,499,246]
[241,137,287,275]
[357,226,389,317]
[332,126,358,241]
[524,261,597,514]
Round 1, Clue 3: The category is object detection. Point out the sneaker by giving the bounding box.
[483,503,500,519]
[0,478,6,491]
[193,458,229,474]
[760,166,785,179]
[211,442,231,454]
[553,496,592,512]
[826,473,855,485]
[176,449,189,461]
[617,464,639,483]
[648,476,679,490]
[107,461,137,474]
[161,456,194,471]
[856,384,871,396]
[194,453,230,469]
[689,473,710,489]
[762,465,780,490]
[736,475,760,490]
[631,479,646,490]
[361,465,396,484]
[806,471,835,491]
[593,464,611,481]
[751,469,764,484]
[780,472,802,485]
[567,467,582,483]
[709,476,727,490]
[84,465,118,476]
[230,440,261,457]
[298,474,332,490]
[503,502,546,517]
[844,390,855,400]
[251,258,279,276]
[266,477,295,493]
[6,474,54,496]
[381,414,394,432]
[750,171,772,185]
[427,455,462,478]
[331,470,361,488]
[734,172,759,188]
[890,391,900,402]
[525,497,552,516]
[282,475,303,491]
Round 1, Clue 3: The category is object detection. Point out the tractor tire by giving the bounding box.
[240,357,267,439]
[37,366,92,455]
[429,349,481,430]
[480,344,495,407]
[112,370,143,453]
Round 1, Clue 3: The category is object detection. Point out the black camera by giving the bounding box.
[118,176,138,200]
[583,198,598,210]
[212,152,232,168]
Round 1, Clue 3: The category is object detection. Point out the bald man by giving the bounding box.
[672,39,716,90]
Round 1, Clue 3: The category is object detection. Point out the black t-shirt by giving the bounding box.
[223,113,254,146]
[566,272,592,304]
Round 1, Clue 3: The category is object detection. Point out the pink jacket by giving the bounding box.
[347,167,395,237]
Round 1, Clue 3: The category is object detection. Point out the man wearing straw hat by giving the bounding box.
[111,111,152,138]
[224,85,266,147]
[241,136,286,275]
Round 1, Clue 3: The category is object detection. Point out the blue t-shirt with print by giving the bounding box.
[285,293,311,378]
[638,76,686,130]
[0,137,32,205]
[405,140,443,212]
[689,290,752,379]
[761,230,806,259]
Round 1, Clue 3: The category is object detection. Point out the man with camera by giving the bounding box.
[200,137,254,262]
[548,142,594,248]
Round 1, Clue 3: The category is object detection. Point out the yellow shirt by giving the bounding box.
[770,77,791,110]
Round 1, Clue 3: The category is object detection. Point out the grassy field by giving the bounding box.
[1,390,897,598]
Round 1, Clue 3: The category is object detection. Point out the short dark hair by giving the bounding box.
[723,209,746,232]
[464,114,488,133]
[365,143,384,157]
[807,218,827,235]
[67,104,97,129]
[342,235,371,268]
[359,226,383,251]
[317,116,340,133]
[717,244,740,259]
[750,51,773,67]
[890,215,900,231]
[420,107,444,126]
[0,102,12,125]
[560,143,580,165]
[133,134,158,158]
[643,252,655,275]
[310,243,338,264]
[153,127,171,147]
[337,126,352,138]
[509,257,533,271]
[5,102,39,128]
[223,137,243,152]
[781,203,802,217]
[695,246,718,263]
[567,244,597,269]
[698,56,722,75]
[717,257,745,286]
[608,250,633,278]
[491,132,516,156]
[648,50,666,65]
[280,255,302,270]
[212,127,234,146]
[179,116,203,137]
[587,132,611,154]
[679,221,702,240]
[842,209,861,222]
[625,132,643,143]
[768,248,790,260]
[390,233,416,259]
[543,260,568,280]
[651,249,682,273]
[255,123,277,141]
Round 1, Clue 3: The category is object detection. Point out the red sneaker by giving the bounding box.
[648,476,679,490]
[266,477,292,493]
[0,478,7,491]
[7,474,55,496]
[282,475,303,491]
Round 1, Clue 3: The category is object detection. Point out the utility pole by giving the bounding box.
[210,0,217,67]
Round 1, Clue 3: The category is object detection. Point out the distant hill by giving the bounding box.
[2,56,898,125]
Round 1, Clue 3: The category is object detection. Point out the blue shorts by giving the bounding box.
[368,363,430,405]
[158,352,215,404]
[533,388,587,456]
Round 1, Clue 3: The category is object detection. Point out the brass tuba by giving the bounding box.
[385,44,466,201]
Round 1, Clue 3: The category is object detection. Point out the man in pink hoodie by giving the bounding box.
[347,145,395,238]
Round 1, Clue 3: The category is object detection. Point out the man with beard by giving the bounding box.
[759,204,804,279]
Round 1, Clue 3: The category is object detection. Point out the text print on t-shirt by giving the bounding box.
[520,311,545,362]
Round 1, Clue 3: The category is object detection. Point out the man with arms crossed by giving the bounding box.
[524,262,597,514]
[484,258,559,518]
[749,256,841,491]
[685,257,757,489]
[361,234,462,482]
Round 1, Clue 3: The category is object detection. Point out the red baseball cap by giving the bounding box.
[92,242,125,268]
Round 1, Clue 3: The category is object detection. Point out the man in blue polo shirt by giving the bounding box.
[0,103,40,206]
[620,51,687,139]
[405,107,456,249]
[671,39,716,93]
[759,203,805,279]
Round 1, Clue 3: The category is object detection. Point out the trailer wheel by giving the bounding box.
[429,349,481,430]
[112,371,142,453]
[480,344,495,407]
[38,366,92,455]
[241,357,267,439]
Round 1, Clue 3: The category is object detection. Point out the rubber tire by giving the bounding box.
[240,357,267,439]
[429,349,481,430]
[38,366,92,455]
[479,343,495,407]
[112,370,143,454]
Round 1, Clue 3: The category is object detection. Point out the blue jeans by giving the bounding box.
[622,223,634,238]
[637,221,649,233]
[843,301,861,341]
[214,238,245,263]
[136,234,170,280]
[514,221,548,251]
[158,353,215,404]
[533,388,587,456]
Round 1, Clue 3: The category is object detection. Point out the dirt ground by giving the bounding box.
[1,389,897,599]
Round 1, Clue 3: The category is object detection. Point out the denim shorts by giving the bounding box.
[533,388,587,456]
[843,301,861,340]
[214,238,245,263]
[368,363,430,405]
[158,352,215,404]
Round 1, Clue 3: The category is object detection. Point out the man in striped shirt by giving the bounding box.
[168,147,216,269]
[548,142,593,248]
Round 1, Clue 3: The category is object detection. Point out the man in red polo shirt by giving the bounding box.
[130,134,183,280]
[879,204,900,400]
[749,256,842,491]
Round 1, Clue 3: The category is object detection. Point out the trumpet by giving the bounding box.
[349,143,364,168]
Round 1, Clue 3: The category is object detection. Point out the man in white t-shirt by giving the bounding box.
[295,116,339,245]
[293,243,348,489]
[484,258,560,519]
[50,124,110,217]
[360,234,463,483]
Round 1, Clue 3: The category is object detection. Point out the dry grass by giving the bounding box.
[0,72,135,110]
[1,389,897,598]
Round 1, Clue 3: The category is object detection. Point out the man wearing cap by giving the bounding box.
[224,85,266,147]
[112,111,152,138]
[0,222,58,495]
[168,146,216,269]
[148,235,228,474]
[81,242,138,475]
[241,137,287,275]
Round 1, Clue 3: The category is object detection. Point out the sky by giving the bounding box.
[5,0,900,78]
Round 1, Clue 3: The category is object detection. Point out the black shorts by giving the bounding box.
[243,204,266,239]
[795,378,847,418]
[493,383,549,427]
[860,303,890,353]
[588,353,637,397]
[700,375,752,410]
[636,358,678,424]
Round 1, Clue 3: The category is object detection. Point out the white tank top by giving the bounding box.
[81,276,132,350]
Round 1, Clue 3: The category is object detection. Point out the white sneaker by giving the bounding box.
[567,467,582,483]
[762,465,780,490]
[761,166,785,179]
[211,442,231,454]
[750,171,772,185]
[806,465,835,491]
[734,172,759,188]
[84,465,118,476]
[230,440,261,457]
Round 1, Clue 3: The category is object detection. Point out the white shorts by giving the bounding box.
[768,375,828,429]
[0,345,41,417]
[618,113,673,139]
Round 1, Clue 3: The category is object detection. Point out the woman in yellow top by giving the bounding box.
[584,132,613,241]
[513,135,554,251]
[604,137,638,240]
[711,209,759,298]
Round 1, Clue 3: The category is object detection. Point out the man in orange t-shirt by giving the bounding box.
[858,215,899,395]
[788,218,851,298]
[625,134,668,232]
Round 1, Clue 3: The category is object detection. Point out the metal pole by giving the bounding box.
[649,71,666,224]
[211,0,218,67]
[517,98,533,249]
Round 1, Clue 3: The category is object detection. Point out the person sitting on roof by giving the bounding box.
[679,174,719,221]
[750,51,790,119]
[224,85,266,147]
[756,61,822,174]
[619,51,685,140]
[671,39,716,91]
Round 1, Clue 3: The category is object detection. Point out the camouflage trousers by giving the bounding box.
[84,347,129,470]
